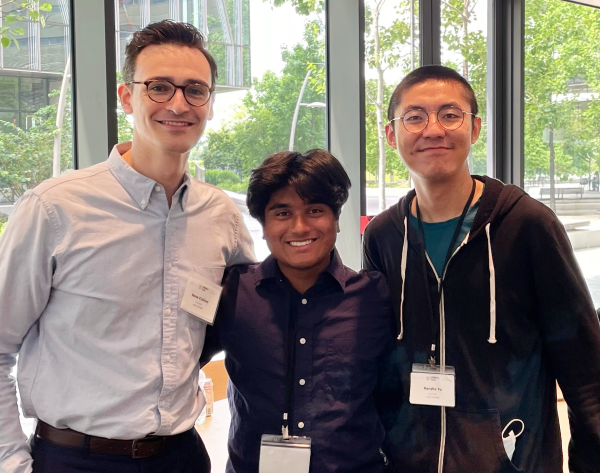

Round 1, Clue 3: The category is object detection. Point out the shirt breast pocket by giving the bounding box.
[325,337,378,403]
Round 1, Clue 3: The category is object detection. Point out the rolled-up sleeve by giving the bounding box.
[0,192,58,473]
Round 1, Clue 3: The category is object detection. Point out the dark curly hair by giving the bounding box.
[122,20,217,87]
[247,149,351,225]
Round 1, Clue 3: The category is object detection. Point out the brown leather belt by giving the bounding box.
[35,421,176,458]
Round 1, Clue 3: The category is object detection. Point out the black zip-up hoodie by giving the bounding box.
[363,176,600,473]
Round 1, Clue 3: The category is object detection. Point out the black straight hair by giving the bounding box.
[247,149,351,225]
[387,65,478,122]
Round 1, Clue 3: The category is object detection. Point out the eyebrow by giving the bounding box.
[266,203,291,212]
[147,76,211,87]
[402,102,461,112]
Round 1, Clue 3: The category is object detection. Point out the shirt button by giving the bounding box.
[299,338,306,345]
[301,298,307,305]
[299,379,305,386]
[155,185,161,192]
[140,199,147,206]
[167,263,173,271]
[298,422,304,429]
[165,308,172,315]
[165,355,171,362]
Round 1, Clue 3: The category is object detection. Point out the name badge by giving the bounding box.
[409,363,455,407]
[259,435,311,473]
[180,274,222,325]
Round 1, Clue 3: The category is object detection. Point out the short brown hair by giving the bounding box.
[387,65,478,122]
[122,20,217,86]
[247,150,351,225]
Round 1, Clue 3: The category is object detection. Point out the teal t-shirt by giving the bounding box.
[409,200,480,277]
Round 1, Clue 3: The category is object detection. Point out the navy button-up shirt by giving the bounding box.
[204,251,396,473]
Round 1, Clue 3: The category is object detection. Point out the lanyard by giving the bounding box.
[415,178,476,364]
[282,283,299,438]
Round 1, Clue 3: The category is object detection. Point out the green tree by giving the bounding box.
[524,0,600,207]
[441,0,488,175]
[365,0,414,208]
[365,79,408,182]
[0,95,72,201]
[0,216,7,239]
[116,73,134,142]
[0,1,52,48]
[201,18,326,190]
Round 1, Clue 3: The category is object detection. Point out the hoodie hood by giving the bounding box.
[387,175,528,241]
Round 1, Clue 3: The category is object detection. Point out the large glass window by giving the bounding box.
[441,0,487,176]
[364,0,418,215]
[115,0,326,261]
[0,0,74,238]
[364,0,489,216]
[524,0,600,308]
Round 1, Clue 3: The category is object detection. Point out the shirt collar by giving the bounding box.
[253,248,348,293]
[107,143,191,211]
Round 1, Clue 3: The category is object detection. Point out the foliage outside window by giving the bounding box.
[199,10,326,193]
[441,0,487,176]
[524,0,600,202]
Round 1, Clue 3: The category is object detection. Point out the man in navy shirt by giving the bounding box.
[203,149,396,473]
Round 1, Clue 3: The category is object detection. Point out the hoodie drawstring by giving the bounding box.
[486,223,497,344]
[398,216,408,340]
[399,215,497,344]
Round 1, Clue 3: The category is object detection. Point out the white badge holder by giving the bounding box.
[410,363,456,407]
[259,435,311,473]
[180,273,223,325]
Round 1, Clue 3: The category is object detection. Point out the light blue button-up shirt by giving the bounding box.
[0,143,255,473]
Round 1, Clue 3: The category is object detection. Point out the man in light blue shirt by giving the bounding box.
[0,20,254,473]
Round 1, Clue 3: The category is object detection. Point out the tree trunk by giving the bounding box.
[549,123,556,212]
[408,0,415,189]
[462,0,473,173]
[373,0,387,211]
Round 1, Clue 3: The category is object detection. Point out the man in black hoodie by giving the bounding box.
[363,65,600,473]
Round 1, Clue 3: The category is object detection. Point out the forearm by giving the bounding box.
[0,353,32,473]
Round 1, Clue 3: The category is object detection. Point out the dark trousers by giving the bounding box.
[30,428,211,473]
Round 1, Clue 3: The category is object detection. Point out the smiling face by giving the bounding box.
[385,79,481,184]
[118,44,214,157]
[263,186,337,281]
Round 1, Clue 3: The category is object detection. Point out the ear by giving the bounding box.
[118,83,133,114]
[385,122,398,149]
[471,116,482,144]
[207,94,215,121]
[335,220,340,233]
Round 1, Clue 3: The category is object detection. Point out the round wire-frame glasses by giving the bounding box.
[128,79,214,107]
[390,106,476,134]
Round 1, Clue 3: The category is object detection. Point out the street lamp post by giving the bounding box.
[289,69,326,151]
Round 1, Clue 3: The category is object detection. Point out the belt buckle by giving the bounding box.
[132,437,166,459]
[132,438,143,459]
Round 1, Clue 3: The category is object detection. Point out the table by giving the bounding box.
[196,399,231,472]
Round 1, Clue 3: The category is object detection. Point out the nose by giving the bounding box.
[165,88,190,115]
[291,215,310,234]
[422,111,445,138]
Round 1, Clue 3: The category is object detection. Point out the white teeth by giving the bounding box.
[162,121,190,126]
[289,240,314,247]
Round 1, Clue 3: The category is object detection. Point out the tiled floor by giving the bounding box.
[199,399,572,473]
